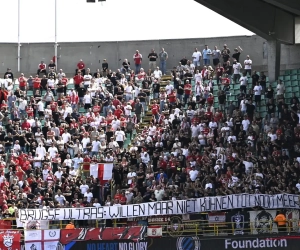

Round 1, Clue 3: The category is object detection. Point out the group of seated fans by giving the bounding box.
[0,44,298,228]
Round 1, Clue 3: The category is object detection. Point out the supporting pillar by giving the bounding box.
[267,40,281,83]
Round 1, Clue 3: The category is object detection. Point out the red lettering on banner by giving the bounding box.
[60,227,146,245]
[0,231,21,250]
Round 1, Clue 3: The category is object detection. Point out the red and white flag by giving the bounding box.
[147,226,162,238]
[24,229,60,250]
[90,163,113,184]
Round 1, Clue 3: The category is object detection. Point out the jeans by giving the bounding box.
[203,59,210,66]
[153,93,159,99]
[193,60,200,67]
[159,101,165,114]
[140,102,146,112]
[135,64,141,74]
[125,94,132,102]
[184,94,190,104]
[160,61,167,75]
[103,106,109,117]
[177,94,183,102]
[19,109,26,117]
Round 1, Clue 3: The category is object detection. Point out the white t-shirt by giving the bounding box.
[92,141,100,151]
[84,192,93,202]
[244,59,252,69]
[240,76,248,86]
[48,146,58,158]
[80,184,89,194]
[154,70,162,78]
[233,63,242,74]
[115,130,125,142]
[84,94,92,104]
[189,170,199,181]
[82,137,90,148]
[127,172,136,184]
[125,85,133,95]
[84,75,92,86]
[254,85,262,95]
[165,84,174,95]
[124,105,132,116]
[62,133,71,143]
[242,119,250,131]
[192,51,202,61]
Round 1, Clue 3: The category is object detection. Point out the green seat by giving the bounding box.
[27,90,33,96]
[298,69,300,74]
[297,75,300,80]
[234,84,240,90]
[271,82,277,88]
[285,86,292,93]
[285,70,291,75]
[79,107,85,113]
[291,75,298,80]
[228,95,236,101]
[291,69,298,75]
[285,92,293,98]
[284,75,291,81]
[285,81,292,87]
[67,84,74,90]
[291,80,298,86]
[278,76,284,81]
[292,86,299,93]
[248,78,252,84]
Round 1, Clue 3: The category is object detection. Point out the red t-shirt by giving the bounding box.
[73,75,83,85]
[184,84,192,95]
[152,104,159,115]
[33,77,41,88]
[61,77,68,86]
[19,77,26,87]
[114,109,123,119]
[77,62,85,70]
[133,54,142,65]
[169,92,176,103]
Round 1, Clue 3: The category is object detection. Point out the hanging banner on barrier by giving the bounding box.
[60,227,146,245]
[18,193,300,221]
[0,231,21,250]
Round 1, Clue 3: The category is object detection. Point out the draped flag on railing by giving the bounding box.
[147,226,162,238]
[90,163,113,184]
[249,210,278,234]
[24,229,60,250]
[0,231,21,250]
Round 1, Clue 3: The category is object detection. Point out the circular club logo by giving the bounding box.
[176,237,201,250]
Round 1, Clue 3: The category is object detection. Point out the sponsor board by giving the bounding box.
[147,235,300,250]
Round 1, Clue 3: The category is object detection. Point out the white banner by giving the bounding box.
[249,210,278,234]
[18,193,300,221]
[147,226,162,237]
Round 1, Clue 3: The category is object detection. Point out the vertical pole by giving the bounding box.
[55,0,58,70]
[17,0,21,73]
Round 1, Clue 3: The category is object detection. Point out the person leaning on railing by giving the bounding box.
[274,211,287,233]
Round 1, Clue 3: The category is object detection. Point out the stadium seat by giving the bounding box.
[285,81,292,88]
[285,70,291,75]
[291,69,298,75]
[285,92,293,98]
[292,86,299,93]
[285,86,292,93]
[284,75,291,81]
[291,80,298,86]
[271,82,277,88]
[278,76,284,81]
[27,90,33,96]
[291,75,298,80]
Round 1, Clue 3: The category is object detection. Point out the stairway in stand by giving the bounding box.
[137,75,172,133]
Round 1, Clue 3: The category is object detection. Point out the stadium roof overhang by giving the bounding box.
[194,0,298,44]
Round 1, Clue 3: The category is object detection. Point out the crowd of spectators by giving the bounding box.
[0,44,299,223]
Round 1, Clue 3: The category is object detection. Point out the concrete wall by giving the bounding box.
[0,35,299,76]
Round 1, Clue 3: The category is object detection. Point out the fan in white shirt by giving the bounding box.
[80,181,89,194]
[62,132,71,143]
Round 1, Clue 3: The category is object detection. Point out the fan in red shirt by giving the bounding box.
[37,61,47,75]
[93,102,101,115]
[18,73,27,91]
[83,155,91,171]
[76,59,86,75]
[207,93,214,105]
[112,97,121,108]
[106,111,114,124]
[222,74,230,86]
[61,75,68,94]
[151,101,159,120]
[216,63,224,84]
[50,101,58,111]
[21,119,31,130]
[73,73,84,90]
[33,75,41,90]
[168,90,176,104]
[114,107,123,119]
